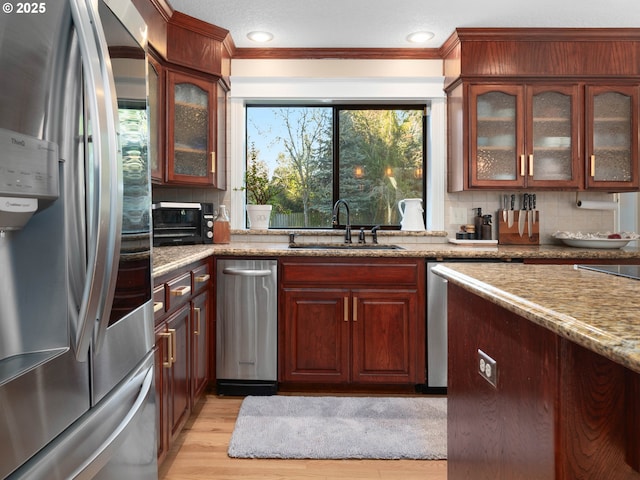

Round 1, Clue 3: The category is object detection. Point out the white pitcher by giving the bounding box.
[398,198,426,231]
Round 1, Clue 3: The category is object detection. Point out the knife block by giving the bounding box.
[497,210,539,245]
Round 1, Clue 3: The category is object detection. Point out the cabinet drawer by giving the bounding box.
[280,258,420,286]
[153,284,166,321]
[166,272,192,312]
[192,263,211,293]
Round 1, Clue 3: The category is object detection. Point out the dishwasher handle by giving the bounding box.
[222,267,273,277]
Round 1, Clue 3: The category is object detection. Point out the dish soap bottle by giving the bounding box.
[214,205,230,244]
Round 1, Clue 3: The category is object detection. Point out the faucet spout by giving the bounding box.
[332,199,352,244]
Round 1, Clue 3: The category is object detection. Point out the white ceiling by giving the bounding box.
[167,0,640,49]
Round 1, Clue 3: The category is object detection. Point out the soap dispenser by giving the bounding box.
[481,214,492,241]
[474,208,483,240]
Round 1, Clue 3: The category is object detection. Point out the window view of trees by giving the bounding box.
[246,105,425,228]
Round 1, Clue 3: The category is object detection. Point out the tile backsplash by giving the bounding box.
[445,191,617,244]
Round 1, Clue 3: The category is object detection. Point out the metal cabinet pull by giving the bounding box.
[194,273,210,283]
[194,307,201,335]
[528,154,533,176]
[520,154,525,176]
[343,297,349,322]
[590,154,596,177]
[170,285,191,296]
[211,152,216,174]
[168,328,177,364]
[159,332,172,368]
[353,297,358,322]
[153,302,164,313]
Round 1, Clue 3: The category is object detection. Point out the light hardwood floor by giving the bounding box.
[159,394,447,480]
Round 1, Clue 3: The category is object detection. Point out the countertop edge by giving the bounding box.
[152,243,640,278]
[431,264,640,374]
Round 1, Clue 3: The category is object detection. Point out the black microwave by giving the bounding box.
[151,202,214,246]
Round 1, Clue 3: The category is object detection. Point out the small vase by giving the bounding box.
[246,204,272,230]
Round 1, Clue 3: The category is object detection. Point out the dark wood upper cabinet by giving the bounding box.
[134,5,233,188]
[444,28,640,192]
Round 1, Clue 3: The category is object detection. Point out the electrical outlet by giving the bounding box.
[478,349,498,388]
[450,207,467,225]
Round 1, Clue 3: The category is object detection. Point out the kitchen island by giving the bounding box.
[432,262,640,480]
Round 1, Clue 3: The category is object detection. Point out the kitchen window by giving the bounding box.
[246,104,427,229]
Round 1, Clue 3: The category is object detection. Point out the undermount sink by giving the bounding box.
[288,243,404,250]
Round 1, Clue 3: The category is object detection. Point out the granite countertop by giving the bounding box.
[152,241,640,278]
[431,262,640,374]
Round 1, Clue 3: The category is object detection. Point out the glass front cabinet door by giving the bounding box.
[469,84,581,189]
[526,85,581,188]
[470,85,525,188]
[585,85,640,191]
[167,71,217,186]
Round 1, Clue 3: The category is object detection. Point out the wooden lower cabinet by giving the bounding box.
[154,257,213,466]
[155,304,191,464]
[448,282,640,480]
[190,290,210,400]
[351,290,418,383]
[279,257,425,386]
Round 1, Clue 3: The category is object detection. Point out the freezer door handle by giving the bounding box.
[70,366,154,480]
[70,0,122,361]
[9,360,154,480]
[222,268,272,277]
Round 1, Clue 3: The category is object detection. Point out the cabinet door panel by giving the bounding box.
[469,85,525,188]
[166,304,191,443]
[166,71,216,185]
[351,290,419,383]
[148,55,164,182]
[527,85,581,188]
[154,326,170,464]
[280,288,350,383]
[586,85,639,190]
[191,291,209,400]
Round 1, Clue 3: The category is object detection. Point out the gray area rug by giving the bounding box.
[228,395,447,460]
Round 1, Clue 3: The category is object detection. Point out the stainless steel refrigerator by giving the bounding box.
[0,0,157,478]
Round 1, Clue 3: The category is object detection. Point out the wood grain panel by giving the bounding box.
[233,47,440,60]
[447,283,557,480]
[352,291,419,383]
[166,11,232,76]
[443,28,640,89]
[279,257,421,286]
[132,0,170,58]
[280,288,350,383]
[558,341,640,480]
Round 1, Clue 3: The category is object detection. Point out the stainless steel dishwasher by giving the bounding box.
[425,259,519,393]
[216,258,278,395]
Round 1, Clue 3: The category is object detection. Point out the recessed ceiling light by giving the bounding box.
[247,31,274,43]
[406,31,434,44]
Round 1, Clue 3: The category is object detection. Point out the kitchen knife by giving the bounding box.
[532,194,537,224]
[527,193,533,238]
[518,194,527,237]
[502,194,508,223]
[508,194,514,228]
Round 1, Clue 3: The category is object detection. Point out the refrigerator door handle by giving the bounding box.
[70,365,154,480]
[69,0,122,361]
